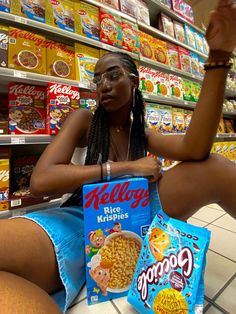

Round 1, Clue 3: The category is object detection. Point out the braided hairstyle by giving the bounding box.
[61,51,147,207]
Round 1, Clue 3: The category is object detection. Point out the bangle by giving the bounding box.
[99,161,103,182]
[204,60,233,71]
[106,161,111,181]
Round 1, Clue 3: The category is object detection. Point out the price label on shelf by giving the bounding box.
[11,137,26,144]
[11,199,22,208]
[14,71,27,79]
[14,16,27,25]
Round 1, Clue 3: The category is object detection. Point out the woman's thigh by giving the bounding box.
[158,154,236,220]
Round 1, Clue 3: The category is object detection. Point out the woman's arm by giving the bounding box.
[147,0,236,161]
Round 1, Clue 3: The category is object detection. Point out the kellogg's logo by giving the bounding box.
[84,182,150,210]
[9,84,45,100]
[49,83,80,100]
[9,29,46,47]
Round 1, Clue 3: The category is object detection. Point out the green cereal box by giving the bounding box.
[182,79,192,102]
[191,82,201,102]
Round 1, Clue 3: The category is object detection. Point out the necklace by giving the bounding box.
[110,124,129,133]
[110,125,131,161]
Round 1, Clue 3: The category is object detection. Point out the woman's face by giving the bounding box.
[94,55,135,112]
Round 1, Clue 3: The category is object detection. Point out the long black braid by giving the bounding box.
[61,52,147,207]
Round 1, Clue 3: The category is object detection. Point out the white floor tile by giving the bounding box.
[207,204,225,212]
[207,225,236,262]
[205,305,224,313]
[192,206,225,223]
[67,299,117,314]
[215,277,236,313]
[212,214,236,233]
[112,297,138,314]
[187,217,208,227]
[204,251,236,298]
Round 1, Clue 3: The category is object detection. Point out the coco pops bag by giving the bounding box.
[128,195,211,314]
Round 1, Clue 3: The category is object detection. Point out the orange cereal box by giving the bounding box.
[169,75,183,99]
[74,1,100,41]
[8,27,46,74]
[122,19,139,54]
[46,40,75,80]
[139,31,153,60]
[46,0,74,32]
[10,0,45,23]
[151,37,169,65]
[100,8,122,48]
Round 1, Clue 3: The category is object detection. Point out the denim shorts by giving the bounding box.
[18,183,162,313]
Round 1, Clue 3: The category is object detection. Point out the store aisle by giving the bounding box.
[67,204,236,314]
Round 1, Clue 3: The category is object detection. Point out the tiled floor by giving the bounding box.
[67,204,236,314]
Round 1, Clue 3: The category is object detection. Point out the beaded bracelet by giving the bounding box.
[204,60,233,71]
[106,161,111,181]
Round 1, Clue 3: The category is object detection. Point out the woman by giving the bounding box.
[0,1,236,313]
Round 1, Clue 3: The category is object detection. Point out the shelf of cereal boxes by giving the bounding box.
[0,197,61,219]
[138,21,207,59]
[0,12,139,61]
[146,0,205,35]
[0,135,53,145]
[215,134,236,141]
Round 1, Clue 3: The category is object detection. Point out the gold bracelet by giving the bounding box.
[204,60,233,71]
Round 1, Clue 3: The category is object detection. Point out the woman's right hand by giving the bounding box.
[130,156,162,182]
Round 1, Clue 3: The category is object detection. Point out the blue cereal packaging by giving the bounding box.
[83,177,151,305]
[128,208,211,313]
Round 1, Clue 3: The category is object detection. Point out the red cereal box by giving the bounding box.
[8,83,47,134]
[122,20,139,54]
[100,8,122,48]
[46,82,80,135]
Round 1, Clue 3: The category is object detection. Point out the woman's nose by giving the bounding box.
[100,77,112,92]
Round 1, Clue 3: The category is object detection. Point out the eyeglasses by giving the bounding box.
[90,68,137,92]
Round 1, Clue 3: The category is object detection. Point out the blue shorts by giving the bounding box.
[19,183,161,313]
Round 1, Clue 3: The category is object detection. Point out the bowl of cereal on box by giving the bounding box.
[53,60,70,78]
[98,230,142,293]
[17,50,39,69]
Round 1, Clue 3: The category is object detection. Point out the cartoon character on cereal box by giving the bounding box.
[106,222,122,234]
[88,254,113,296]
[85,229,106,258]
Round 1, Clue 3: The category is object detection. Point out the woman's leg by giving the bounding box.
[158,154,236,221]
[0,271,62,313]
[0,218,63,293]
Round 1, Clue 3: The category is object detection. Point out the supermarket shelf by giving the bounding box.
[0,134,54,145]
[225,89,236,98]
[146,0,205,35]
[223,109,236,118]
[140,56,203,83]
[143,93,196,109]
[216,134,236,140]
[0,12,139,61]
[138,21,207,59]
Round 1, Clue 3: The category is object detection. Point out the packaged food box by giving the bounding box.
[0,158,9,211]
[184,2,194,23]
[8,27,46,74]
[0,25,8,68]
[178,46,191,73]
[75,43,99,86]
[145,103,161,131]
[100,0,119,10]
[191,81,201,102]
[0,0,10,12]
[228,142,236,161]
[0,94,8,134]
[189,51,200,77]
[184,24,196,49]
[99,49,109,58]
[80,91,97,113]
[224,119,235,134]
[100,8,122,48]
[136,0,150,25]
[173,21,185,44]
[172,107,185,133]
[217,116,225,134]
[167,42,180,69]
[46,82,80,135]
[198,56,205,78]
[159,105,173,134]
[8,83,47,134]
[46,40,75,80]
[74,1,100,41]
[139,66,157,95]
[169,74,183,99]
[46,0,74,32]
[139,31,153,60]
[158,13,174,38]
[151,37,169,65]
[122,19,139,54]
[119,0,137,19]
[184,109,192,132]
[83,177,151,304]
[181,78,192,102]
[10,0,45,23]
[172,0,184,17]
[155,71,170,97]
[214,142,223,155]
[195,32,205,54]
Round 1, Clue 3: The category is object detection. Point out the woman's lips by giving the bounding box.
[101,94,114,103]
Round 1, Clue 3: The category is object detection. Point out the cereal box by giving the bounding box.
[158,13,175,38]
[217,117,225,134]
[155,71,170,97]
[0,94,8,134]
[145,103,161,131]
[159,105,172,134]
[178,46,191,73]
[0,25,8,68]
[167,42,180,69]
[184,2,194,23]
[100,8,122,48]
[99,49,109,58]
[191,81,201,102]
[228,142,236,161]
[169,75,183,99]
[184,24,196,49]
[8,83,46,134]
[119,0,137,19]
[83,177,151,304]
[189,51,200,77]
[151,37,169,65]
[46,82,80,135]
[80,91,97,113]
[136,0,150,25]
[173,21,186,44]
[46,40,75,80]
[100,0,119,10]
[195,32,205,54]
[0,0,10,12]
[198,56,205,78]
[224,119,235,134]
[182,78,192,102]
[46,0,74,32]
[8,27,46,74]
[172,107,185,133]
[122,19,139,54]
[184,109,192,132]
[139,66,157,95]
[139,31,153,60]
[75,43,99,86]
[74,1,100,41]
[10,0,45,23]
[172,0,184,16]
[0,158,9,211]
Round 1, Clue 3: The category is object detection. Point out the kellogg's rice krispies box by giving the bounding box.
[46,82,80,135]
[8,83,46,134]
[83,177,151,305]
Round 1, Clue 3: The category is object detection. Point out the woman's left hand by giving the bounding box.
[206,0,236,52]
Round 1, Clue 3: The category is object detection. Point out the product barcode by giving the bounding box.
[91,296,98,302]
[11,199,22,207]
